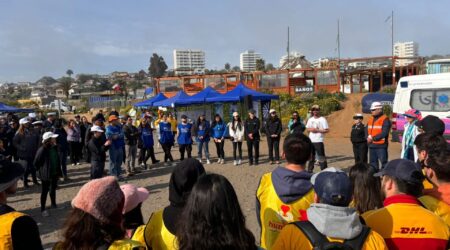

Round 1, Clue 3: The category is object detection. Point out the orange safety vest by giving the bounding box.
[367,115,388,145]
[257,172,314,250]
[0,211,26,250]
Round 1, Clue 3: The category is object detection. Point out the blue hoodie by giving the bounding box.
[139,125,154,148]
[211,122,227,139]
[105,124,125,149]
[177,123,192,145]
[159,121,174,145]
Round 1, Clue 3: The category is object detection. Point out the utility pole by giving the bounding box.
[287,26,290,70]
[337,19,341,62]
[391,10,396,85]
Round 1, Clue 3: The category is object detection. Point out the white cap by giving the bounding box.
[370,102,383,110]
[310,167,344,185]
[269,109,276,113]
[232,111,239,117]
[47,112,57,116]
[19,118,30,125]
[42,131,58,142]
[28,113,36,118]
[91,125,104,133]
[32,121,43,125]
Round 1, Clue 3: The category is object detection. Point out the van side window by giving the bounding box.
[411,89,450,112]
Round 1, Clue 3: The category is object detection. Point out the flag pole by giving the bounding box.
[287,26,290,70]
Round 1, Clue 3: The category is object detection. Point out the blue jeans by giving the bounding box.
[369,147,388,171]
[197,140,210,160]
[109,146,123,177]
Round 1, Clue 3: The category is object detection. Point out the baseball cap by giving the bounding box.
[19,118,30,125]
[353,113,364,119]
[32,121,43,125]
[28,113,36,118]
[311,105,320,111]
[370,102,383,110]
[311,167,352,206]
[374,159,424,184]
[108,115,119,122]
[232,112,239,117]
[42,131,59,143]
[47,112,56,116]
[120,184,149,214]
[91,126,104,133]
[269,109,276,114]
[416,115,445,135]
[404,109,422,119]
[0,159,25,192]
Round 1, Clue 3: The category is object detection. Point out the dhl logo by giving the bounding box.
[397,227,431,234]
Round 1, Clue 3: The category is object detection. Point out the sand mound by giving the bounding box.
[326,93,369,138]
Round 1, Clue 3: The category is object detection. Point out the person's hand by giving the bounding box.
[199,136,203,140]
[248,133,253,139]
[104,140,111,146]
[367,136,373,143]
[271,134,276,138]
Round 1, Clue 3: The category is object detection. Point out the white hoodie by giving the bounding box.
[227,121,245,142]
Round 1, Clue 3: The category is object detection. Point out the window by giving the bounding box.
[227,76,237,82]
[410,89,450,112]
[204,76,225,90]
[316,70,338,85]
[159,79,183,92]
[259,73,288,88]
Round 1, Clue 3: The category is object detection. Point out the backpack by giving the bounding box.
[292,221,371,250]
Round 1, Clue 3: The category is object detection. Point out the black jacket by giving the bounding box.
[265,116,282,137]
[33,144,62,181]
[87,136,109,162]
[123,124,139,146]
[244,117,260,141]
[13,129,39,160]
[351,123,367,143]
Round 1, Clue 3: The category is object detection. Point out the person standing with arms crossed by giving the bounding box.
[306,105,329,172]
[366,102,391,171]
[265,109,282,164]
[350,113,368,163]
[245,109,261,166]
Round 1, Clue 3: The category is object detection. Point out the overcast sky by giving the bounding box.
[0,0,449,82]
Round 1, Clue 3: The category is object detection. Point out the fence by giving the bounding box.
[88,96,127,109]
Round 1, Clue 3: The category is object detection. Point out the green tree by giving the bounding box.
[59,77,73,99]
[66,69,74,77]
[265,63,275,71]
[232,66,241,72]
[36,76,57,86]
[224,63,231,71]
[148,53,168,78]
[256,59,265,71]
[137,69,147,81]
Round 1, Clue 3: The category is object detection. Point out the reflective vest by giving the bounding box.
[143,210,177,250]
[257,172,314,250]
[367,115,388,145]
[108,239,145,250]
[0,211,26,250]
[363,194,449,249]
[130,225,146,246]
[419,195,450,228]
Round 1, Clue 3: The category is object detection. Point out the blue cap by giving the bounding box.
[374,159,423,184]
[312,168,352,206]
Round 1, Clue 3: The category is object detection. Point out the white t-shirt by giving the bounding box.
[306,116,329,143]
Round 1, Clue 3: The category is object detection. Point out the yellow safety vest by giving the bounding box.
[130,225,146,246]
[143,210,177,250]
[54,239,144,250]
[0,211,26,250]
[257,172,315,250]
[419,195,450,228]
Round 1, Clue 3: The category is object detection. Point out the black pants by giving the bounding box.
[308,142,328,172]
[267,138,280,161]
[214,140,225,159]
[161,143,174,162]
[22,158,37,186]
[233,142,243,160]
[179,144,192,160]
[41,176,58,211]
[139,147,158,166]
[353,142,368,164]
[247,140,260,164]
[68,141,81,164]
[90,160,105,179]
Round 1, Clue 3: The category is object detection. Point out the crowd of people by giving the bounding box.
[1,102,450,249]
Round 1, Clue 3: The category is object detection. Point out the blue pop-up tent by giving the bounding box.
[153,91,191,107]
[361,93,394,113]
[206,83,279,103]
[0,103,33,113]
[177,87,221,105]
[134,93,168,107]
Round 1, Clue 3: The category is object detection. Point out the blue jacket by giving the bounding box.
[159,122,174,145]
[139,125,154,148]
[194,120,210,142]
[211,122,227,139]
[105,125,125,149]
[177,123,192,145]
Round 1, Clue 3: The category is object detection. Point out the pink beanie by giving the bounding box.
[71,176,124,224]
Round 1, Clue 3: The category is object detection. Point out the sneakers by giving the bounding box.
[171,162,177,167]
[221,159,225,164]
[41,210,50,217]
[197,158,202,163]
[270,161,274,165]
[76,162,81,166]
[206,159,211,165]
[217,159,221,164]
[233,160,237,166]
[71,163,75,166]
[276,161,281,164]
[238,159,242,165]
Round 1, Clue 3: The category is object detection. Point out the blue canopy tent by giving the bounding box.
[0,103,33,113]
[153,91,191,107]
[361,93,394,114]
[177,87,221,105]
[134,93,168,107]
[205,83,279,103]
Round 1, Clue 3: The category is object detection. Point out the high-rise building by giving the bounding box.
[394,41,419,66]
[173,49,205,75]
[240,50,262,71]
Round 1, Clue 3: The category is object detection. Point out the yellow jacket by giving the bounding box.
[139,210,177,250]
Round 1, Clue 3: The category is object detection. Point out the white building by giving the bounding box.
[394,41,419,66]
[173,49,205,75]
[240,50,262,71]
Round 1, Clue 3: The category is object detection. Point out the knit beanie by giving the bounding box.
[71,176,124,225]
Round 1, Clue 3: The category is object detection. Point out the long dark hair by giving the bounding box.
[58,208,125,250]
[231,116,242,132]
[211,114,223,128]
[349,163,383,214]
[177,174,256,250]
[123,203,144,230]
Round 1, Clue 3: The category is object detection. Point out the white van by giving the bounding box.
[392,73,450,141]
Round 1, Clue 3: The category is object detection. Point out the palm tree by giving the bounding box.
[60,77,72,99]
[66,69,74,77]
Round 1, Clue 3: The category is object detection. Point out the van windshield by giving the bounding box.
[411,88,450,112]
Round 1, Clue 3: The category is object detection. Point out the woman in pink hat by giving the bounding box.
[120,184,149,240]
[401,109,422,161]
